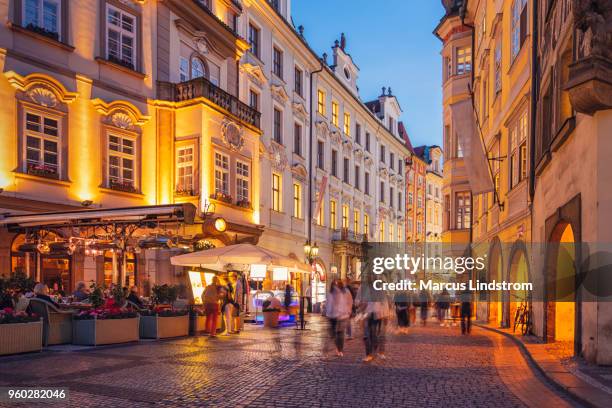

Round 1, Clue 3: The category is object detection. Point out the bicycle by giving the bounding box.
[513,302,533,335]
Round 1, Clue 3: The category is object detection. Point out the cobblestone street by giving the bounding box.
[0,317,580,408]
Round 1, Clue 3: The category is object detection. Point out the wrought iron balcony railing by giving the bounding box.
[158,77,261,128]
[332,228,366,243]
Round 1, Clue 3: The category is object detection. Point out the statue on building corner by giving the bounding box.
[573,0,612,61]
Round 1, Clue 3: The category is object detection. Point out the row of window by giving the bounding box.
[248,23,304,98]
[24,109,140,191]
[23,1,140,71]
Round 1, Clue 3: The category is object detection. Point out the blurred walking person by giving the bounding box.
[436,289,451,327]
[203,276,222,337]
[418,289,430,326]
[460,290,473,335]
[344,279,357,339]
[394,291,410,333]
[326,279,353,356]
[357,284,389,362]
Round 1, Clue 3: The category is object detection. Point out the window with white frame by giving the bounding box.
[330,200,337,229]
[511,0,528,61]
[509,110,528,188]
[273,107,282,144]
[456,191,471,229]
[293,182,302,218]
[24,0,61,39]
[179,57,189,82]
[191,57,205,79]
[272,173,281,212]
[408,191,413,206]
[236,161,250,204]
[273,46,283,79]
[108,133,135,189]
[214,152,229,196]
[248,23,260,58]
[24,111,60,177]
[456,46,472,75]
[495,37,502,93]
[176,145,194,194]
[106,4,137,69]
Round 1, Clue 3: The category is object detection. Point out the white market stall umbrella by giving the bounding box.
[170,243,311,273]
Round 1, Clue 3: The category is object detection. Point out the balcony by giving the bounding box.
[158,78,261,128]
[332,228,366,243]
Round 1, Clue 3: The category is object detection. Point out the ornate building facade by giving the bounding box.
[437,0,612,365]
[400,123,427,243]
[0,0,411,301]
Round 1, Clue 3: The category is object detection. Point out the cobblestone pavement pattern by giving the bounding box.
[0,317,579,408]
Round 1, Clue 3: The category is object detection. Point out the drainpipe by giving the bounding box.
[307,59,325,245]
[301,58,324,328]
[529,0,538,201]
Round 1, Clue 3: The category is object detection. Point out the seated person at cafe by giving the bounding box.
[127,286,144,308]
[72,281,90,301]
[34,283,59,308]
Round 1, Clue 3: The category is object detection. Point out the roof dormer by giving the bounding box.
[330,33,359,96]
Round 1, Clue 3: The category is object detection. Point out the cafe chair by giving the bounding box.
[125,300,147,312]
[29,298,74,346]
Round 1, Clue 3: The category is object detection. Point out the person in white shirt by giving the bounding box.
[326,280,353,357]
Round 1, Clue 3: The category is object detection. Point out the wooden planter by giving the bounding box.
[263,311,280,328]
[73,317,140,346]
[0,320,43,355]
[140,315,189,339]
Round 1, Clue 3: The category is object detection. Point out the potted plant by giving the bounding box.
[72,308,139,346]
[262,300,280,328]
[139,307,189,339]
[0,308,42,355]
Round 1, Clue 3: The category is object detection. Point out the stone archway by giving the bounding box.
[544,194,581,356]
[507,240,531,330]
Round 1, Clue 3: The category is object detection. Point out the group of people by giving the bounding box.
[325,282,474,362]
[0,280,145,312]
[202,272,244,337]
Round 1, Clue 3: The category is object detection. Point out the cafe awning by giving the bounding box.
[0,203,197,230]
[170,243,311,273]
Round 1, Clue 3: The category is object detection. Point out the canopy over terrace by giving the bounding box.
[0,204,200,289]
[170,243,311,274]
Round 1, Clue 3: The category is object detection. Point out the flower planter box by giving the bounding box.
[263,311,280,328]
[0,320,43,355]
[140,315,189,339]
[73,317,140,346]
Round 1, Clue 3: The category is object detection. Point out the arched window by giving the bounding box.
[191,57,206,79]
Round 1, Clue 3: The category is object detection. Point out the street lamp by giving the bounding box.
[298,240,319,330]
[303,241,318,264]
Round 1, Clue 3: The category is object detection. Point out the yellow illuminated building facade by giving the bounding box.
[437,0,532,328]
[0,0,262,290]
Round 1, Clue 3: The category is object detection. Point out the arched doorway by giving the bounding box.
[10,232,72,291]
[508,241,530,329]
[488,239,503,326]
[546,222,576,353]
[10,234,36,277]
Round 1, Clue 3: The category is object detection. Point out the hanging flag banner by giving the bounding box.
[450,99,495,194]
[312,175,328,222]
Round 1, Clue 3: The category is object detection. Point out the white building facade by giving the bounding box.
[238,0,410,284]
